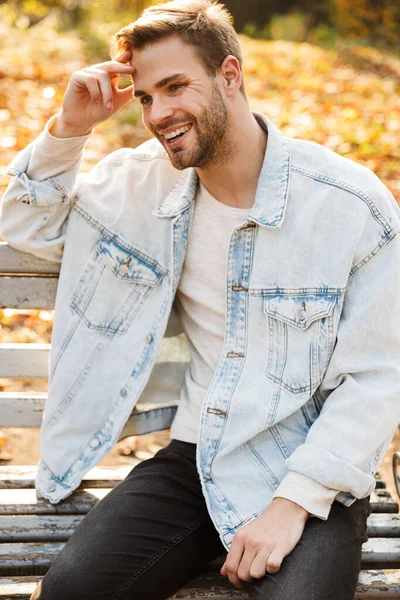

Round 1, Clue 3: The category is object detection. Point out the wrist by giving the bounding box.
[273,497,310,520]
[49,114,93,139]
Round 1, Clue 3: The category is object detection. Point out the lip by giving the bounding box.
[158,123,192,136]
[163,124,193,149]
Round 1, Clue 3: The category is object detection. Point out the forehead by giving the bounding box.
[131,36,207,90]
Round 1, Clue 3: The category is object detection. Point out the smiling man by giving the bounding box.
[2,1,400,599]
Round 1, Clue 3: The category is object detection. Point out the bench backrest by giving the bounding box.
[0,242,57,426]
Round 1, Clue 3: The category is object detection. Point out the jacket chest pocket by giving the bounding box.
[264,293,340,395]
[70,238,166,335]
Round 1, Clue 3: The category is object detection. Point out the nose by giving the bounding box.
[149,96,174,127]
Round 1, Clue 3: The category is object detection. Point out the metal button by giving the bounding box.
[90,438,100,449]
[298,309,307,322]
[48,483,56,493]
[119,264,129,275]
[120,388,127,397]
[146,334,153,344]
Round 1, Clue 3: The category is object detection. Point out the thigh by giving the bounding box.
[248,497,371,600]
[31,440,224,600]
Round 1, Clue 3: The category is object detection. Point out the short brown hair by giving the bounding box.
[111,0,245,95]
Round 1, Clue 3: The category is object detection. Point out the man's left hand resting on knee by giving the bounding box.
[221,498,309,587]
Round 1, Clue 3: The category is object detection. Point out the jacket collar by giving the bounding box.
[153,113,290,228]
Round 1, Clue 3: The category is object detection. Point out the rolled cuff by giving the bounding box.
[273,471,339,520]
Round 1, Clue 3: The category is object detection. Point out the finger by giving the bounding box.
[249,551,271,579]
[237,547,257,583]
[114,50,132,63]
[266,549,284,575]
[97,61,135,75]
[114,84,134,111]
[89,68,114,109]
[223,537,245,588]
[74,73,102,105]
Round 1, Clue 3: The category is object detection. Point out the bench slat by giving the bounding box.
[0,515,84,542]
[0,277,57,310]
[367,515,400,538]
[0,542,64,575]
[0,488,108,515]
[362,539,400,569]
[0,577,42,600]
[0,394,46,427]
[371,491,399,514]
[1,539,399,574]
[0,244,60,275]
[1,514,400,543]
[0,465,132,489]
[0,345,50,378]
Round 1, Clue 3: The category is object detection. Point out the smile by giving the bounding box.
[162,124,192,142]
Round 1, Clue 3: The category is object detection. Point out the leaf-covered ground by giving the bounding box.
[0,19,399,474]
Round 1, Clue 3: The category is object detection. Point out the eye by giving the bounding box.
[140,95,152,106]
[168,83,185,93]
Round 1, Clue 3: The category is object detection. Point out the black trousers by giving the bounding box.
[31,440,371,600]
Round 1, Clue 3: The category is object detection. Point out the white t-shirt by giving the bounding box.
[170,182,251,443]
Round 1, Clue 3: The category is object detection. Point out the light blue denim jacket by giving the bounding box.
[1,113,400,550]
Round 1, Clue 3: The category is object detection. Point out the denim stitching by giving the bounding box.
[111,515,211,600]
[244,441,280,488]
[349,228,400,278]
[72,205,168,274]
[291,165,392,234]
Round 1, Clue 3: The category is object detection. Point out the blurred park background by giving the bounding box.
[0,0,399,493]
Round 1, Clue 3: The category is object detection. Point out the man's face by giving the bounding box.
[132,36,232,170]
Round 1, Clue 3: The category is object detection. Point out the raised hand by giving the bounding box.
[50,51,135,138]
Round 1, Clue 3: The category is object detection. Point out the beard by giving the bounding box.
[150,81,236,170]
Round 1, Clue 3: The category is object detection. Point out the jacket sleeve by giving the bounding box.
[0,116,91,263]
[275,228,400,510]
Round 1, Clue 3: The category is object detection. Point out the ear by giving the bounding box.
[219,55,242,96]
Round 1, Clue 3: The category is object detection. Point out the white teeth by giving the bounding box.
[164,125,191,140]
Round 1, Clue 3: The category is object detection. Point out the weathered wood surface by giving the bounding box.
[0,515,84,542]
[0,345,50,378]
[371,491,399,514]
[0,394,46,427]
[0,466,132,490]
[0,243,60,275]
[362,539,400,568]
[0,488,109,515]
[367,515,400,538]
[0,543,63,575]
[1,570,400,598]
[1,539,399,575]
[1,514,400,542]
[0,277,57,310]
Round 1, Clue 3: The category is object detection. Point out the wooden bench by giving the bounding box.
[0,240,400,599]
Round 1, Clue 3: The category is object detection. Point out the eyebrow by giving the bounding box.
[134,73,188,98]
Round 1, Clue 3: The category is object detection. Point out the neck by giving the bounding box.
[195,110,267,209]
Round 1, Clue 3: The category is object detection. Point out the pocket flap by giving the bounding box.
[98,239,165,286]
[264,294,337,330]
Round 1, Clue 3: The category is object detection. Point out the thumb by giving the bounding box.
[114,84,134,111]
